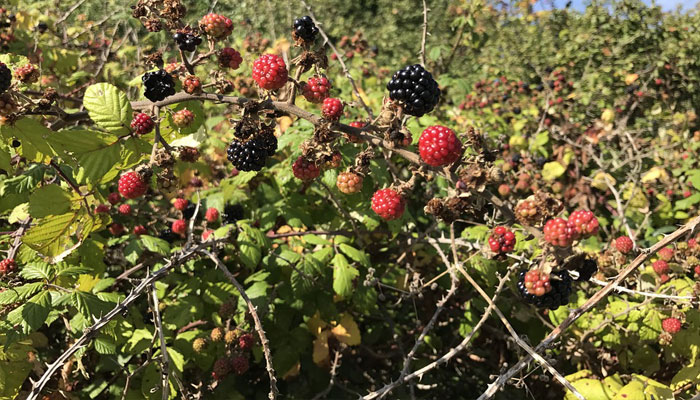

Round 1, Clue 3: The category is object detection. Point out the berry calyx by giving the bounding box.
[133,225,147,235]
[652,260,669,275]
[662,317,681,334]
[543,217,576,247]
[302,75,331,103]
[173,198,188,211]
[567,210,599,238]
[199,13,233,40]
[142,69,176,102]
[418,125,462,167]
[218,48,242,69]
[292,16,318,42]
[292,156,320,181]
[172,219,187,235]
[488,226,516,254]
[0,258,16,275]
[118,204,132,215]
[322,97,343,121]
[173,108,195,127]
[205,207,220,222]
[131,113,154,135]
[336,172,363,194]
[386,64,440,117]
[371,188,405,221]
[0,63,11,94]
[615,236,633,254]
[118,172,148,199]
[252,54,288,91]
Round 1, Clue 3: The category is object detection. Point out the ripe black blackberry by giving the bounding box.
[573,258,597,282]
[386,64,440,117]
[183,203,198,219]
[0,63,11,94]
[222,204,244,224]
[226,132,277,172]
[517,270,572,310]
[142,69,176,102]
[159,228,179,243]
[173,32,202,52]
[292,16,318,42]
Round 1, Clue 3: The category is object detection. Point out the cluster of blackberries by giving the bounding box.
[0,63,11,94]
[0,11,14,28]
[159,228,179,243]
[573,258,597,282]
[222,204,244,224]
[226,131,277,172]
[183,202,198,219]
[517,270,573,310]
[173,32,202,52]
[387,64,440,117]
[142,69,176,102]
[293,16,318,42]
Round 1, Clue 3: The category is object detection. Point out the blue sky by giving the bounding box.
[533,0,696,12]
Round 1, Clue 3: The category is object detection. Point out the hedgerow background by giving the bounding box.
[1,0,700,399]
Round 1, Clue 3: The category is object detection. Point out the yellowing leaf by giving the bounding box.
[542,161,566,181]
[602,108,615,123]
[592,172,616,190]
[77,274,100,292]
[312,330,331,366]
[331,314,361,346]
[307,311,328,337]
[641,167,668,183]
[625,73,639,85]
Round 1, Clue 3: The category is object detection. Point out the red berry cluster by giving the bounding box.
[322,97,343,121]
[418,125,462,167]
[543,217,576,247]
[118,204,132,215]
[173,198,188,211]
[292,156,320,181]
[118,172,148,199]
[614,236,633,254]
[131,113,154,135]
[199,13,233,40]
[652,260,669,275]
[523,270,551,297]
[371,188,405,220]
[567,210,599,237]
[173,109,195,127]
[0,258,16,275]
[657,247,673,261]
[205,207,219,222]
[302,75,331,103]
[14,63,39,83]
[218,48,242,69]
[488,226,516,254]
[172,219,187,235]
[662,317,681,334]
[183,75,202,94]
[108,192,122,205]
[95,204,110,213]
[336,172,363,194]
[252,54,288,91]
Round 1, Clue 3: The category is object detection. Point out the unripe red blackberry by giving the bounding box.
[173,198,188,211]
[497,184,510,197]
[418,125,462,167]
[14,63,39,84]
[302,76,331,103]
[336,172,363,194]
[567,210,599,238]
[371,188,405,221]
[95,204,110,214]
[199,13,233,40]
[172,219,186,235]
[118,204,132,215]
[322,97,343,121]
[192,337,207,353]
[118,172,148,199]
[346,121,364,143]
[657,247,673,261]
[202,229,213,241]
[173,109,195,128]
[231,356,249,375]
[488,226,516,254]
[662,317,681,334]
[108,192,122,205]
[224,330,237,345]
[522,269,552,297]
[323,152,342,169]
[292,156,320,181]
[615,236,633,254]
[210,327,224,342]
[133,225,147,235]
[0,258,16,275]
[218,48,242,69]
[109,223,125,236]
[182,75,201,95]
[652,260,669,275]
[205,207,220,222]
[131,113,154,135]
[212,357,230,380]
[543,217,576,247]
[252,54,288,91]
[238,333,254,350]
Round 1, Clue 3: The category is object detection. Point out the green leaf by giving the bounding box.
[338,244,370,267]
[18,263,53,281]
[140,235,170,256]
[72,291,114,320]
[94,334,117,354]
[7,291,51,333]
[0,282,44,305]
[23,209,108,260]
[0,119,57,161]
[83,83,133,134]
[332,253,358,298]
[28,184,74,218]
